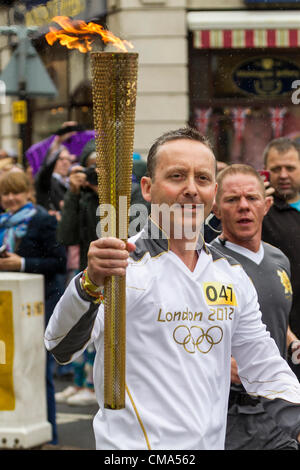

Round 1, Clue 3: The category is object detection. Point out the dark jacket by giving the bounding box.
[57,189,99,271]
[204,214,222,243]
[34,150,68,211]
[262,196,300,338]
[16,205,67,322]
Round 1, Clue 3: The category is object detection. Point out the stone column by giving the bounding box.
[106,0,188,157]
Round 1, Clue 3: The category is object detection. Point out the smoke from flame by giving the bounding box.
[45,16,133,53]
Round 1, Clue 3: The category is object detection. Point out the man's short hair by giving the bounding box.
[216,164,266,205]
[146,127,215,179]
[263,137,300,167]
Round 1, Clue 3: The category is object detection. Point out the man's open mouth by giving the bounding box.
[237,218,252,225]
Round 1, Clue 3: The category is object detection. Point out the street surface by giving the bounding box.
[43,375,98,450]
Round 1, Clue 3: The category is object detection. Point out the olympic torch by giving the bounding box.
[45,16,138,410]
[91,52,138,409]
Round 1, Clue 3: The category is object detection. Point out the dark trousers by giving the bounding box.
[288,358,300,383]
[46,351,57,444]
[226,404,298,450]
[45,275,66,445]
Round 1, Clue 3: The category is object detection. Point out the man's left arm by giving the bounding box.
[287,326,300,361]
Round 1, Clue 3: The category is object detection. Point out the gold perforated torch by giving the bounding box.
[45,17,138,409]
[91,52,138,409]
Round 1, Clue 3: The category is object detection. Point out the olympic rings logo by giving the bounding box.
[173,325,223,354]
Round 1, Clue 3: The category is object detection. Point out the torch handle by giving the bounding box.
[104,275,126,409]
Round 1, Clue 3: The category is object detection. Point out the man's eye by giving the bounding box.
[194,174,207,183]
[171,174,182,179]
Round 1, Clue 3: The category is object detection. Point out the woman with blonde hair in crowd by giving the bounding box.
[0,170,66,445]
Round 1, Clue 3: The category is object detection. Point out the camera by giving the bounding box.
[72,164,98,186]
[81,165,98,186]
[55,125,84,136]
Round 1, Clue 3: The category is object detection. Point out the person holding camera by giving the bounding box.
[34,146,75,217]
[57,139,99,273]
[55,139,98,407]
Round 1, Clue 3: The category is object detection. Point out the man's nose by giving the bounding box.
[238,196,250,210]
[279,167,289,178]
[183,177,198,196]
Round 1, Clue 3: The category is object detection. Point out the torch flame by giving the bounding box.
[46,16,133,53]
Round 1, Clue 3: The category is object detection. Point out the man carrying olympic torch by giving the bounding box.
[45,127,300,450]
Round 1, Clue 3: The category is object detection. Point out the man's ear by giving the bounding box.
[212,200,221,219]
[140,176,152,203]
[264,195,273,215]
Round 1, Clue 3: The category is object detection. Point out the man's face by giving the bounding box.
[214,173,270,246]
[141,139,217,238]
[265,147,300,202]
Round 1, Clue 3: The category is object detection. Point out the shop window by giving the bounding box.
[189,47,300,167]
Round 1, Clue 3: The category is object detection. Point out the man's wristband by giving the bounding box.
[80,268,104,304]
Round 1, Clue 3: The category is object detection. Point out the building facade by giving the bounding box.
[1,0,300,163]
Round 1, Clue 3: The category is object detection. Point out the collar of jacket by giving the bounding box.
[143,216,209,254]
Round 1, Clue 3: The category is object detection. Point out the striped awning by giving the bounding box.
[188,11,300,49]
[193,29,300,49]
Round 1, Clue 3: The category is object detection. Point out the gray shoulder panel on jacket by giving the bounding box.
[50,275,99,364]
[208,243,241,267]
